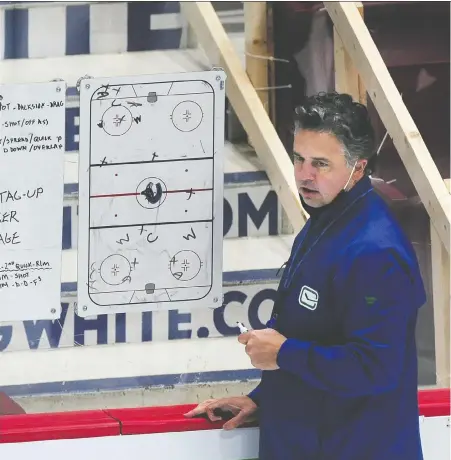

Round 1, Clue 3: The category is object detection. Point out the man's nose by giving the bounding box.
[295,162,315,182]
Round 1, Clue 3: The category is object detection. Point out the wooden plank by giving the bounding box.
[333,2,366,105]
[430,179,450,388]
[324,2,451,253]
[181,2,308,230]
[244,2,269,114]
[266,3,277,126]
[244,2,269,150]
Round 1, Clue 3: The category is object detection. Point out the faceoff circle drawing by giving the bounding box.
[100,254,132,286]
[169,250,202,282]
[101,105,133,136]
[171,101,203,132]
[136,177,168,209]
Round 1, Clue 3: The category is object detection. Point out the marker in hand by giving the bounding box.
[237,322,249,333]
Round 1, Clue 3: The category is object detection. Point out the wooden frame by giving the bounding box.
[333,2,366,105]
[431,179,451,388]
[324,2,451,254]
[182,1,450,389]
[180,2,308,230]
[244,2,269,115]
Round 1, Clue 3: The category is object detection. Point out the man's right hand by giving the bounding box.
[183,396,258,430]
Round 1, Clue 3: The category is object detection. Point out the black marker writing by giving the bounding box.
[96,85,110,99]
[87,280,98,291]
[89,263,96,280]
[127,101,142,107]
[16,102,45,111]
[0,211,19,223]
[117,233,130,245]
[183,227,196,241]
[146,233,159,243]
[141,182,163,204]
[0,188,43,203]
[186,188,195,200]
[49,101,63,108]
[0,232,20,245]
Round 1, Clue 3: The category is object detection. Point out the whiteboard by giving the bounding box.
[77,70,226,317]
[0,81,66,321]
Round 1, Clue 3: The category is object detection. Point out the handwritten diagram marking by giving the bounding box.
[78,72,225,316]
[136,177,167,209]
[171,101,203,132]
[0,81,65,322]
[169,250,202,281]
[101,105,133,136]
[100,254,131,286]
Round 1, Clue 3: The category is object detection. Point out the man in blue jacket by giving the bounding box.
[185,92,426,460]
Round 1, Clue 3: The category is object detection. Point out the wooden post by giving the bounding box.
[244,2,269,149]
[244,2,269,114]
[430,178,451,388]
[324,2,451,253]
[333,2,366,105]
[180,2,308,229]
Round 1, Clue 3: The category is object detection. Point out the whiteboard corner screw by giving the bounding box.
[56,87,61,93]
[216,75,221,81]
[213,297,218,302]
[83,306,88,311]
[50,308,56,314]
[85,84,90,89]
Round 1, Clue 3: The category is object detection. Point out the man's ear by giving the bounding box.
[355,160,368,174]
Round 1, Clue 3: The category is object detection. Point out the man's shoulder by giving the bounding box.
[336,191,421,275]
[345,190,414,254]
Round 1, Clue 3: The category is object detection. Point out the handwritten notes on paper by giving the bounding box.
[0,82,65,321]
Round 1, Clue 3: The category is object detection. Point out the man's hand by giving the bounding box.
[184,396,258,430]
[239,329,287,370]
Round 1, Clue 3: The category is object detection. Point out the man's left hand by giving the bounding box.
[238,329,287,370]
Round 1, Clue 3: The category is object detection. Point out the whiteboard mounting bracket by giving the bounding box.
[76,75,94,93]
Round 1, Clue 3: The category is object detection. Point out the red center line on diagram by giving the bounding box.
[90,188,213,199]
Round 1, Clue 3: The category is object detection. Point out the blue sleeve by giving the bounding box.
[276,249,425,397]
[247,383,261,406]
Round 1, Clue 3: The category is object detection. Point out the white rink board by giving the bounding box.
[0,417,449,460]
[77,71,226,317]
[0,81,65,322]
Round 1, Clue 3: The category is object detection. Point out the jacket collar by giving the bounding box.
[300,176,373,225]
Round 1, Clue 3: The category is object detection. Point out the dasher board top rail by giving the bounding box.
[0,388,449,443]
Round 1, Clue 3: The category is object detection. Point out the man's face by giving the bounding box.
[293,130,365,208]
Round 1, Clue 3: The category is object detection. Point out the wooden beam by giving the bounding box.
[181,2,308,230]
[430,179,451,388]
[324,2,451,253]
[333,2,366,105]
[244,2,269,150]
[244,2,269,114]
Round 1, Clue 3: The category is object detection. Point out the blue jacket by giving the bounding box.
[248,176,426,460]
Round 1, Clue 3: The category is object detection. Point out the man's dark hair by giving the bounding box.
[293,92,377,175]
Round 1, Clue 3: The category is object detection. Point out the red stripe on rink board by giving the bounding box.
[0,410,120,443]
[418,388,451,417]
[0,390,449,444]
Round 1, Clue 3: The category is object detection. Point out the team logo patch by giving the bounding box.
[298,285,319,310]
